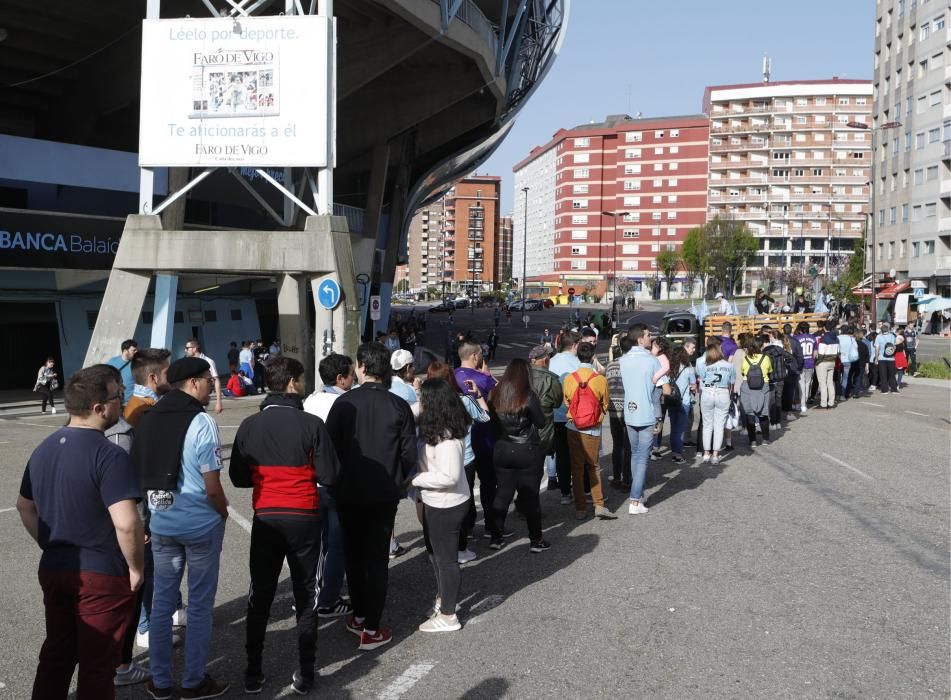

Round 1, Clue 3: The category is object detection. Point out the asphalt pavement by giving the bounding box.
[0,310,948,698]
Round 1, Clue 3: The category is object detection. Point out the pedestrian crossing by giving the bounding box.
[497,342,534,349]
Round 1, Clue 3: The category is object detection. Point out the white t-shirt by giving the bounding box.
[199,353,219,379]
[303,387,343,421]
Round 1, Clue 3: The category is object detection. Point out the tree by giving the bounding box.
[706,216,758,299]
[394,278,409,293]
[681,226,710,299]
[655,249,681,300]
[426,285,439,300]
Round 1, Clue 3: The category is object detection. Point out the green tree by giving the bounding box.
[707,216,758,299]
[656,248,682,300]
[681,225,710,299]
[394,278,409,293]
[426,285,439,300]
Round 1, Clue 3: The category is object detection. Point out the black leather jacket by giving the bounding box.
[490,392,545,446]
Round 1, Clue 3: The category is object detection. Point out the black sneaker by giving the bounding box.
[292,670,315,695]
[529,539,551,553]
[670,455,687,465]
[317,597,352,618]
[244,673,266,695]
[388,543,407,560]
[147,682,172,700]
[180,675,230,699]
[483,528,515,539]
[721,444,734,453]
[546,478,560,491]
[488,538,504,550]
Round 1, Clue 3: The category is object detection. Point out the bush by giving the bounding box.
[916,356,951,380]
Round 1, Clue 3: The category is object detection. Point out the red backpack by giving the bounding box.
[568,370,604,430]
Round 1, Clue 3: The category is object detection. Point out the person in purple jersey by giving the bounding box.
[719,322,738,360]
[792,322,816,415]
[454,341,498,524]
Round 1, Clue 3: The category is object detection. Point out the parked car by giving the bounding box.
[428,301,455,313]
[509,299,545,312]
[453,298,471,309]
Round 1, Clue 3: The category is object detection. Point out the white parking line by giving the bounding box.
[821,452,873,481]
[905,410,930,417]
[497,343,513,349]
[227,506,253,534]
[378,662,436,700]
[864,402,885,408]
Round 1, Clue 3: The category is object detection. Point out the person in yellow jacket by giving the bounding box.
[562,342,615,521]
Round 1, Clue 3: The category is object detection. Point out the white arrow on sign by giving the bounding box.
[321,282,338,305]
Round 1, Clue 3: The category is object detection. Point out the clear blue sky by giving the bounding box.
[480,0,876,213]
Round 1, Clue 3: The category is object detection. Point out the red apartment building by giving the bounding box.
[514,114,709,298]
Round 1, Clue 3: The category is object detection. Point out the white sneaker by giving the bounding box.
[51,407,57,414]
[711,455,721,465]
[701,454,711,463]
[800,408,808,415]
[432,598,462,616]
[457,549,477,564]
[172,606,187,626]
[419,614,461,633]
[135,630,149,649]
[628,501,649,515]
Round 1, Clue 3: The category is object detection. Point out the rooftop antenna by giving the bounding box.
[762,53,771,84]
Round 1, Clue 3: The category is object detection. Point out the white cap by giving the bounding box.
[390,349,414,371]
[715,292,723,299]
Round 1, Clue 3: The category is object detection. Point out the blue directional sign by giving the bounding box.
[317,279,342,310]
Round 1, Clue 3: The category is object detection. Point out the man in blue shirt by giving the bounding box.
[389,349,418,407]
[837,325,858,400]
[874,322,899,393]
[620,324,664,515]
[548,330,582,503]
[133,357,229,700]
[107,338,138,405]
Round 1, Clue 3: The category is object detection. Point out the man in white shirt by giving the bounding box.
[185,339,223,414]
[715,292,730,315]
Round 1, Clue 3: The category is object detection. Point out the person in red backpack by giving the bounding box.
[562,342,613,521]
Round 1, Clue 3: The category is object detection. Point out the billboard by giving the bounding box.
[139,16,330,168]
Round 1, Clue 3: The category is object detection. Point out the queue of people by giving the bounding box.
[14,315,922,699]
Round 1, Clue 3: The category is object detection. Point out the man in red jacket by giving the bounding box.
[229,356,339,695]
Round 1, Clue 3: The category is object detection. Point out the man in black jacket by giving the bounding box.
[324,343,416,651]
[229,356,338,695]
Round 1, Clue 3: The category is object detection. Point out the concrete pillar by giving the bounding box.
[84,269,152,366]
[277,273,313,387]
[150,274,178,349]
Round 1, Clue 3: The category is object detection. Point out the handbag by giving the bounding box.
[725,397,740,430]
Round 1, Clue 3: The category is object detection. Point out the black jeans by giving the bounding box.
[245,515,321,678]
[490,441,543,541]
[768,385,782,424]
[422,501,468,615]
[553,422,571,495]
[458,461,477,551]
[608,413,631,483]
[338,501,398,631]
[878,362,898,393]
[745,414,770,444]
[473,453,496,524]
[907,349,917,375]
[39,382,54,411]
[781,375,798,412]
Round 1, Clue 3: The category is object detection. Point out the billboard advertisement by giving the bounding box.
[139,16,330,167]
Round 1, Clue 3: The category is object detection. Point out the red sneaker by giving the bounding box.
[345,614,364,637]
[358,628,393,650]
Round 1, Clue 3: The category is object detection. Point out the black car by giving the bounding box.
[428,302,455,313]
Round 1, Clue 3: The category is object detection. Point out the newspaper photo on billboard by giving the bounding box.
[139,16,329,168]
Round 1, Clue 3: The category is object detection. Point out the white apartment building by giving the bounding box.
[513,144,557,284]
[703,79,873,294]
[872,0,950,295]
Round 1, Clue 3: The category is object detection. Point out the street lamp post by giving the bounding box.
[602,210,619,327]
[521,186,529,316]
[847,120,901,327]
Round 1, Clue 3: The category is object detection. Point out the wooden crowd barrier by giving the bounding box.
[703,312,830,338]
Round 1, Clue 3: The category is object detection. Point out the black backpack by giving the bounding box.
[763,345,788,383]
[662,366,686,410]
[882,334,896,358]
[745,355,766,390]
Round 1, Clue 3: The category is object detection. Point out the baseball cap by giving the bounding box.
[390,349,414,371]
[715,292,723,299]
[528,345,552,360]
[166,357,210,384]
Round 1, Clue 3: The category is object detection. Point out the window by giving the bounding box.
[174,311,184,324]
[928,128,941,143]
[935,15,946,31]
[625,164,642,174]
[624,179,641,190]
[670,129,680,138]
[916,131,926,149]
[86,310,98,330]
[653,163,664,172]
[920,22,930,41]
[570,260,586,270]
[914,168,924,184]
[666,211,677,220]
[574,137,590,147]
[571,245,587,255]
[893,139,900,155]
[650,243,660,252]
[571,199,588,209]
[623,229,640,238]
[668,195,678,204]
[924,240,936,255]
[795,115,808,124]
[574,168,589,178]
[626,131,642,142]
[838,97,850,105]
[623,212,640,222]
[668,227,677,236]
[624,196,641,206]
[574,153,590,164]
[904,131,912,151]
[571,214,588,224]
[626,148,642,159]
[813,168,824,176]
[623,244,640,254]
[668,178,678,187]
[888,241,895,258]
[654,130,664,138]
[919,58,930,77]
[912,241,921,257]
[902,204,910,222]
[652,195,662,204]
[878,209,885,225]
[653,178,663,187]
[651,228,661,236]
[890,206,897,224]
[925,202,937,218]
[930,91,942,107]
[917,96,927,113]
[573,184,589,194]
[571,230,587,240]
[654,147,664,155]
[912,205,922,221]
[203,310,217,323]
[669,162,679,171]
[856,97,867,105]
[927,165,939,181]
[651,212,662,221]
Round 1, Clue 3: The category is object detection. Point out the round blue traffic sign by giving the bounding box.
[317,279,342,310]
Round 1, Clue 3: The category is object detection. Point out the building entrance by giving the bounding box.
[0,302,62,392]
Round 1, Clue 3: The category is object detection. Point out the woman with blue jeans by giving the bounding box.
[664,347,696,465]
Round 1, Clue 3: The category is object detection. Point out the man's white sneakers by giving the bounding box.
[628,501,648,515]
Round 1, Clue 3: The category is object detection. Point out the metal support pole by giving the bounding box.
[150,274,179,348]
[521,186,529,312]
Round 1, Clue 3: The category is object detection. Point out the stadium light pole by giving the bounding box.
[847,120,901,327]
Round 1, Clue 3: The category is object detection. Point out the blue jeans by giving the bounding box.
[668,403,690,456]
[838,362,851,397]
[150,520,225,689]
[627,424,655,502]
[316,486,346,608]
